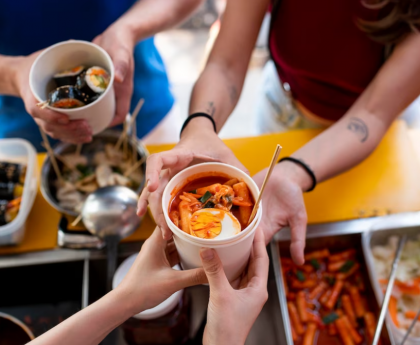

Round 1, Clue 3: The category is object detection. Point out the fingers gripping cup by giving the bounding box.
[29,40,115,135]
[162,163,262,282]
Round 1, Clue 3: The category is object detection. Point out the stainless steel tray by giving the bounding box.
[41,129,148,217]
[271,227,393,345]
[362,212,420,345]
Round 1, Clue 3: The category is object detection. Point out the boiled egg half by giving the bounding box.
[189,208,241,239]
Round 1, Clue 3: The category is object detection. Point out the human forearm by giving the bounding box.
[186,0,267,132]
[0,54,23,96]
[115,0,203,43]
[28,289,137,345]
[189,62,243,131]
[286,110,386,189]
[283,33,420,189]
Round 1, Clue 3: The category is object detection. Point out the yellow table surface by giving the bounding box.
[1,120,420,255]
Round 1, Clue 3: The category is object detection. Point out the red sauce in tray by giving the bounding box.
[280,247,385,345]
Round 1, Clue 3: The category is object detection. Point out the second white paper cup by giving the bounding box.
[162,163,262,282]
[29,40,115,135]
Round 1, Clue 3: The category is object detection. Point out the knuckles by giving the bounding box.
[204,261,223,276]
[191,269,207,285]
[296,210,308,224]
[27,105,40,118]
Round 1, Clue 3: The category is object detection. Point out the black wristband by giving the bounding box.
[278,157,317,192]
[180,113,217,138]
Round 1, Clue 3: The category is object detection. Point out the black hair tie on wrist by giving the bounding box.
[278,157,317,192]
[180,113,217,138]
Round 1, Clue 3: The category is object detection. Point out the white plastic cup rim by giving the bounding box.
[162,162,262,246]
[29,40,115,112]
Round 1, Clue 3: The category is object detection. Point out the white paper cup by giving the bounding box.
[29,40,115,135]
[162,163,262,282]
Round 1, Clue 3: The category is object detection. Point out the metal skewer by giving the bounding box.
[371,235,407,345]
[400,307,420,345]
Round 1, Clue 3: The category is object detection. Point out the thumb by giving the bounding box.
[200,248,229,290]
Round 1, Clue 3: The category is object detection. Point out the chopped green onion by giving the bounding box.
[203,201,215,209]
[76,164,93,178]
[189,189,197,194]
[310,259,320,270]
[200,191,212,204]
[112,166,123,174]
[339,260,355,273]
[76,164,86,173]
[296,270,306,282]
[326,276,336,286]
[322,312,339,325]
[336,296,342,309]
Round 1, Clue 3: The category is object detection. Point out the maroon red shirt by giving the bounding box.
[269,0,385,121]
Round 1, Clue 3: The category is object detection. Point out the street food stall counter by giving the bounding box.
[1,120,420,344]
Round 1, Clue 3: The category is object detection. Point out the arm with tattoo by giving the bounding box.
[187,0,268,133]
[251,32,420,265]
[281,32,420,188]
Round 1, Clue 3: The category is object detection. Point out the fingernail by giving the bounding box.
[58,118,69,125]
[200,248,214,261]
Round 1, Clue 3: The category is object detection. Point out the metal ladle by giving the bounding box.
[82,186,140,291]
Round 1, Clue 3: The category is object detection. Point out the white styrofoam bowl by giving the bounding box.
[162,163,262,282]
[0,139,38,245]
[113,254,183,320]
[29,40,115,135]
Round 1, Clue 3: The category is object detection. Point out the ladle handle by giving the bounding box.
[105,236,120,292]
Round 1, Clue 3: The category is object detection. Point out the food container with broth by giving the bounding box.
[168,175,255,240]
[162,163,262,282]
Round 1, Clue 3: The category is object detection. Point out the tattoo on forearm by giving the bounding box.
[229,85,238,104]
[347,117,369,143]
[206,101,216,117]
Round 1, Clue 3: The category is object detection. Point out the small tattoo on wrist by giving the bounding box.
[206,101,216,117]
[347,117,369,143]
